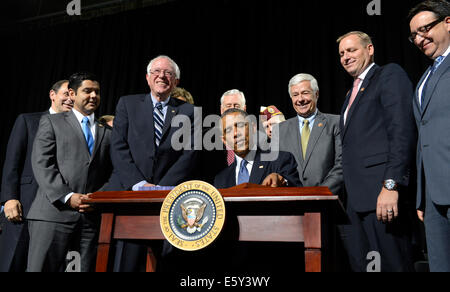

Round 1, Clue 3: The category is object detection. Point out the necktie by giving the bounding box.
[344,78,362,125]
[301,120,310,159]
[154,102,164,147]
[227,149,235,166]
[237,159,249,185]
[81,117,94,155]
[421,56,445,109]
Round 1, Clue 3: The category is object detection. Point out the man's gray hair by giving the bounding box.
[146,55,181,79]
[220,89,246,106]
[288,73,319,96]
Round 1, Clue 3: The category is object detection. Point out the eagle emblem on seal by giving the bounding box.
[178,198,209,234]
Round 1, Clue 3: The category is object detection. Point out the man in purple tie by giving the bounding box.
[408,0,450,272]
[336,31,417,272]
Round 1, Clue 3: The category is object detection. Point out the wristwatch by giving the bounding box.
[383,179,398,191]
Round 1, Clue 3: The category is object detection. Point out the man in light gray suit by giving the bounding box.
[27,72,112,272]
[408,0,450,272]
[272,73,343,195]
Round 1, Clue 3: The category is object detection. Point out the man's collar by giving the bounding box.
[235,150,256,165]
[151,93,171,107]
[297,109,318,122]
[440,44,450,58]
[358,62,376,81]
[72,108,95,123]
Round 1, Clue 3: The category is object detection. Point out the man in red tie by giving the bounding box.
[336,31,417,272]
[220,89,247,166]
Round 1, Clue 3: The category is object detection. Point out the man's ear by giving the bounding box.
[68,88,76,100]
[49,90,56,102]
[221,133,227,145]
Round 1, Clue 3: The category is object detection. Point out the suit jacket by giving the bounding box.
[414,55,450,207]
[1,112,47,215]
[0,111,47,271]
[214,149,302,189]
[339,63,416,213]
[27,111,112,223]
[273,111,343,195]
[108,94,197,190]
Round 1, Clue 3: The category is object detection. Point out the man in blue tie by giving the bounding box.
[408,0,450,272]
[214,108,301,189]
[213,108,301,270]
[27,72,113,272]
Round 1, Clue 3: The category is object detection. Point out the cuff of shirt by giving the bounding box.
[60,192,74,204]
[132,180,149,191]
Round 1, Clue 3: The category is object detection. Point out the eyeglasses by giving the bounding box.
[150,69,175,78]
[409,18,443,43]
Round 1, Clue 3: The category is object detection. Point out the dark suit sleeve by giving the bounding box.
[31,115,72,204]
[276,152,303,187]
[379,64,416,186]
[320,120,343,195]
[0,115,28,203]
[110,97,147,190]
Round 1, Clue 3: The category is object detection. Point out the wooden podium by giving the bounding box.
[85,184,345,272]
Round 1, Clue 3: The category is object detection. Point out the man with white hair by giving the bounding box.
[108,55,197,271]
[272,73,343,196]
[220,89,247,166]
[220,89,247,114]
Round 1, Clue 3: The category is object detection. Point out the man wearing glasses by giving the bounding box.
[408,0,450,272]
[108,55,197,271]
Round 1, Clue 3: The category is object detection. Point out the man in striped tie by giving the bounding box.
[109,55,197,271]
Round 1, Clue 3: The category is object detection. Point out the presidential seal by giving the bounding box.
[160,181,226,251]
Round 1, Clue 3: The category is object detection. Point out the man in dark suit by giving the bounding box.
[213,108,301,271]
[408,0,450,272]
[214,108,301,189]
[26,72,112,272]
[0,80,72,272]
[108,55,197,271]
[272,73,343,195]
[337,31,417,272]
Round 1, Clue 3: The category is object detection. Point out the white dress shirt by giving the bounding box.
[61,109,96,204]
[418,45,450,106]
[343,63,376,122]
[234,151,256,185]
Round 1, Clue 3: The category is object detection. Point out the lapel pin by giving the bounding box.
[318,123,324,127]
[360,88,365,92]
[172,110,176,113]
[259,165,264,169]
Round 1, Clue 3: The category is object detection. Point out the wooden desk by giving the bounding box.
[85,185,345,272]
